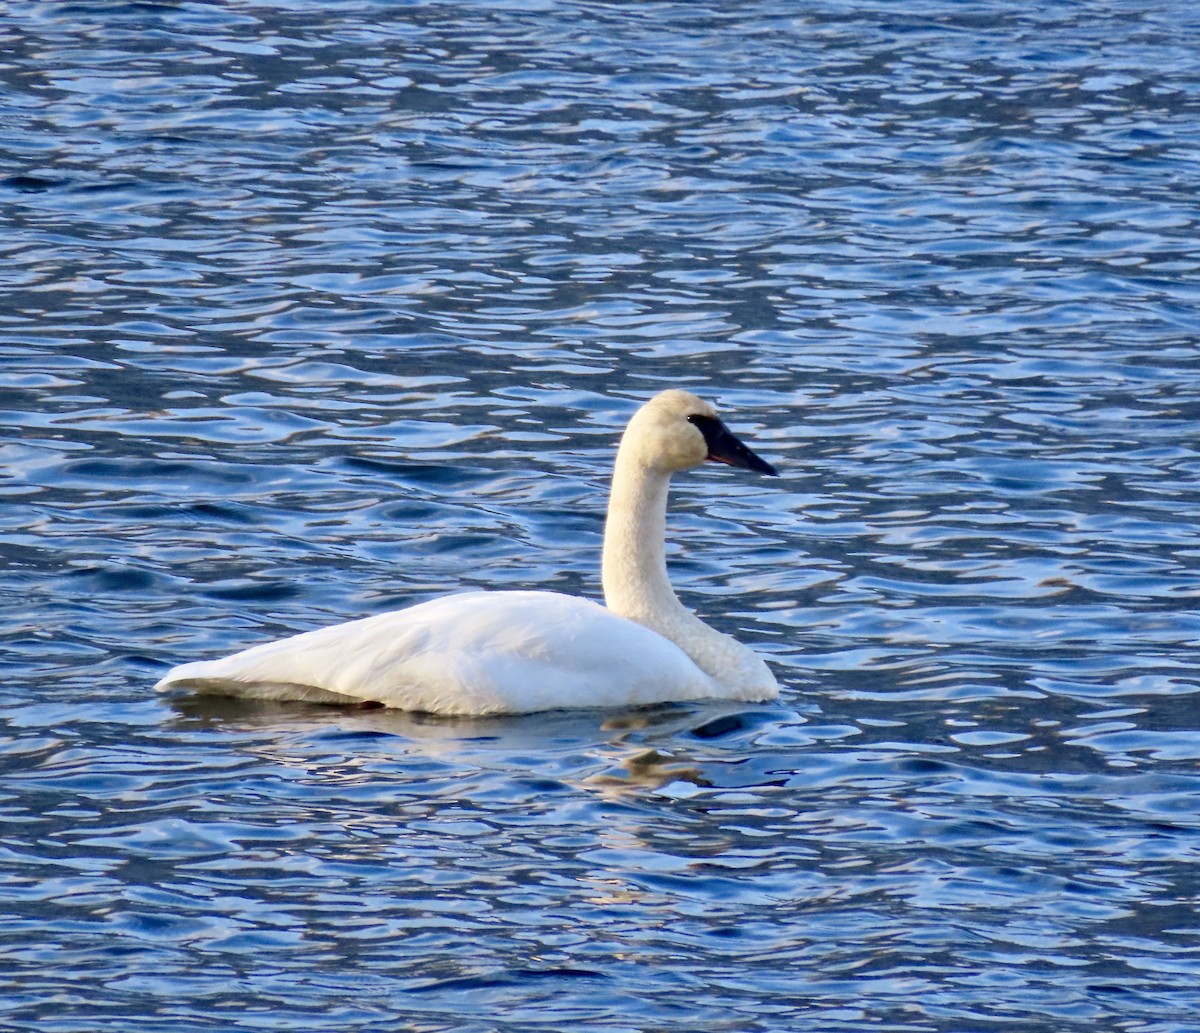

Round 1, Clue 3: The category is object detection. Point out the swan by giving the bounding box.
[155,389,780,715]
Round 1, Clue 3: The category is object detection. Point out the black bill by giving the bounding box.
[688,414,778,476]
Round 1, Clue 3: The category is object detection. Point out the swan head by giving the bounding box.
[624,389,777,476]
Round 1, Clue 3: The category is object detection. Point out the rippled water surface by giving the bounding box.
[3,1,1200,1029]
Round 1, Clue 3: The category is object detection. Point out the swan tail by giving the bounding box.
[155,663,362,705]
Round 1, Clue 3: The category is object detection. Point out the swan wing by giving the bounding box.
[155,591,718,715]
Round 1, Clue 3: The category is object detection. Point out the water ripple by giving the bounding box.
[2,0,1200,1029]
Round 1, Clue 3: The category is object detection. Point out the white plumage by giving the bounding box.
[156,389,780,716]
[158,591,716,714]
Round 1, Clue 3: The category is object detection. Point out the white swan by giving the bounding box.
[155,389,780,715]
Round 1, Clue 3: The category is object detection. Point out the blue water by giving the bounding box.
[3,1,1200,1029]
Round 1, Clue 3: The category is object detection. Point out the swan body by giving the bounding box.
[157,591,720,715]
[156,389,780,715]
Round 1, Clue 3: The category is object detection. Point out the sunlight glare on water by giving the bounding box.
[2,1,1200,1030]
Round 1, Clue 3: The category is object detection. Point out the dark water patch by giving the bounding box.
[1,173,68,192]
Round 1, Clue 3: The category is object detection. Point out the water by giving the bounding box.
[2,0,1200,1029]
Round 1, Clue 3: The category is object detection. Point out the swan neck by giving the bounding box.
[601,452,680,619]
[599,424,778,699]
